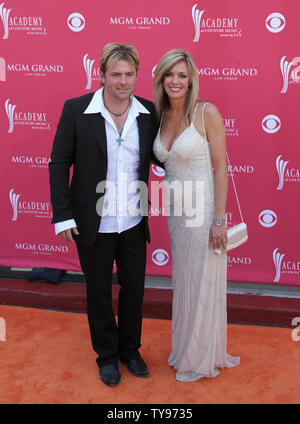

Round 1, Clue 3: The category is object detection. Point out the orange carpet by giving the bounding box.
[0,304,299,404]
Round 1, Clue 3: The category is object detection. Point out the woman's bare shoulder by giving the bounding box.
[195,101,220,118]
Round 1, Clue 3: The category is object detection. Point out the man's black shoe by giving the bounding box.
[120,356,149,377]
[99,364,121,386]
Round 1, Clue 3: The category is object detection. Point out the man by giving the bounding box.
[49,43,159,387]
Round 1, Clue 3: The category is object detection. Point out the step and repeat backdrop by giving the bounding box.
[0,1,299,285]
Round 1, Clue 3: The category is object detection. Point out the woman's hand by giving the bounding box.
[209,223,227,251]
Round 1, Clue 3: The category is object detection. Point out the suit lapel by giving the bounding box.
[85,113,107,159]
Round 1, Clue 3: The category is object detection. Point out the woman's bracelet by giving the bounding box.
[213,217,226,226]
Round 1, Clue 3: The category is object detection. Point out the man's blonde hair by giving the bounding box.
[100,42,139,84]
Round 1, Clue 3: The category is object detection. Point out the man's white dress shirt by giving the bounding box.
[54,87,150,235]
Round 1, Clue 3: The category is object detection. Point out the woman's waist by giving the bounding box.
[164,172,212,185]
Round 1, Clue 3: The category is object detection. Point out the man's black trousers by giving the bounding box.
[76,219,147,368]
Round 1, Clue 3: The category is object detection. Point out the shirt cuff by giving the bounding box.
[54,219,77,235]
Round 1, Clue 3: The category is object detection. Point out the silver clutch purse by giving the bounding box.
[214,222,248,255]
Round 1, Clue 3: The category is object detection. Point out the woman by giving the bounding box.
[153,49,240,382]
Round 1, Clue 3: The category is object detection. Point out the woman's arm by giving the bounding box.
[197,102,228,251]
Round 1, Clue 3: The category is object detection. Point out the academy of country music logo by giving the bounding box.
[273,248,300,282]
[15,241,69,256]
[152,249,169,266]
[223,118,239,137]
[11,155,50,169]
[265,12,286,33]
[0,57,64,79]
[225,211,244,229]
[276,155,300,190]
[0,2,46,39]
[83,54,100,89]
[280,56,300,93]
[151,65,157,78]
[109,15,170,31]
[192,3,242,41]
[5,99,51,133]
[9,188,52,221]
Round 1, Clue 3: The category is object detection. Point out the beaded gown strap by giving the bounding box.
[159,110,165,130]
[201,102,209,139]
[191,102,200,124]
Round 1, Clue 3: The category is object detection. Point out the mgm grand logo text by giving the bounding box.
[7,63,63,76]
[198,67,258,80]
[15,243,68,254]
[110,16,170,26]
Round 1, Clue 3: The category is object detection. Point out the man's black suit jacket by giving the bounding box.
[49,92,159,247]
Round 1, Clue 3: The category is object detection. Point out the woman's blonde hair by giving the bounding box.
[100,42,139,85]
[153,49,199,121]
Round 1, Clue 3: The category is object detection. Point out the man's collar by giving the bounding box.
[83,87,150,115]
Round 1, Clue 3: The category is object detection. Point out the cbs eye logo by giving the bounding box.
[152,164,165,177]
[152,249,169,266]
[262,115,281,134]
[67,13,86,32]
[265,13,286,33]
[258,210,277,228]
